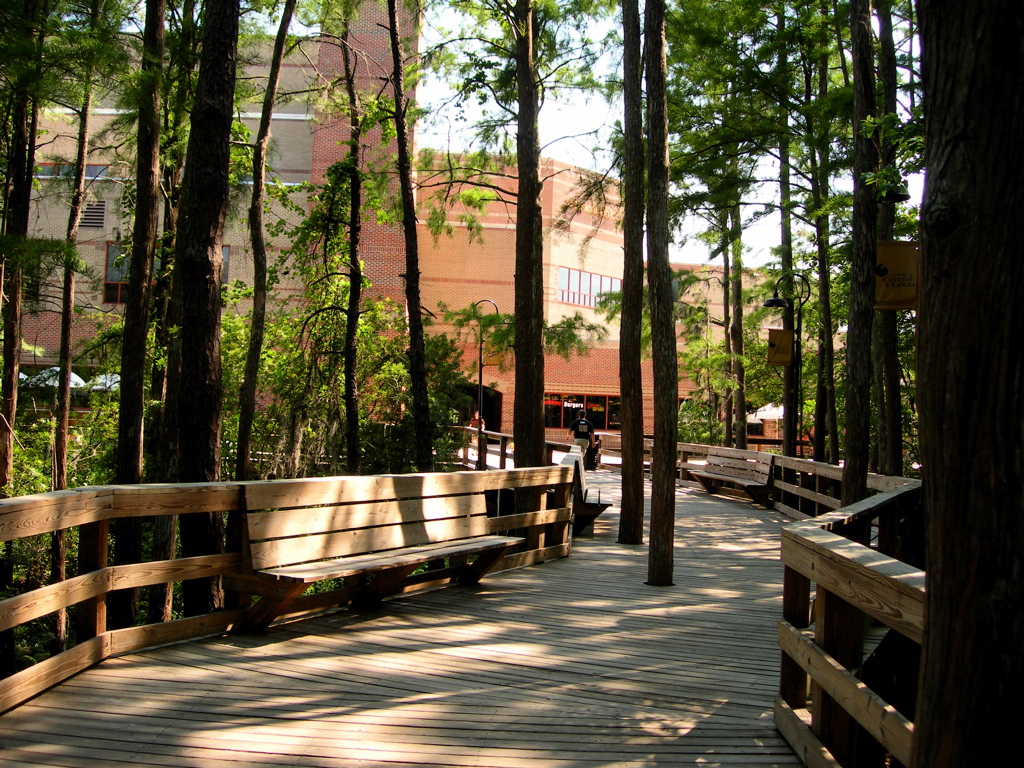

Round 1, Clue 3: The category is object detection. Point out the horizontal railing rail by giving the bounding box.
[775,476,924,768]
[0,466,572,715]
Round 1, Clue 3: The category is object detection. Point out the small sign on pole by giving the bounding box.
[876,241,920,310]
[767,328,793,366]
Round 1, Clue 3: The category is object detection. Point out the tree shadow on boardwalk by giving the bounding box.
[0,469,801,767]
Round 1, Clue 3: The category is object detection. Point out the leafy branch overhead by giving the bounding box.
[440,301,607,367]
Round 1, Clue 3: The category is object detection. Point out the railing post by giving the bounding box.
[780,564,811,709]
[76,519,108,640]
[476,429,487,470]
[548,475,571,548]
[499,436,510,468]
[812,586,867,766]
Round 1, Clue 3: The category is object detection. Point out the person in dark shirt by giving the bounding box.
[568,409,595,453]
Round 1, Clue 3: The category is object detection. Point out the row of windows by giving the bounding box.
[36,163,109,180]
[545,393,622,431]
[557,267,621,308]
[104,243,230,304]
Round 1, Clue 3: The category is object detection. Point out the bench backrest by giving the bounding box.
[705,447,774,482]
[559,448,590,497]
[243,467,570,572]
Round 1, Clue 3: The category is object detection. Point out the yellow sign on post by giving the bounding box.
[876,241,920,310]
[767,328,794,366]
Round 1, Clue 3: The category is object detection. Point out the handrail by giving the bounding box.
[454,425,584,470]
[0,466,572,714]
[775,474,924,768]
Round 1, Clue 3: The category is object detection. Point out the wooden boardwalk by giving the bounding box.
[0,471,801,767]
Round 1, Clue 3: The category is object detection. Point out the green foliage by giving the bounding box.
[677,398,723,445]
[417,149,507,244]
[440,301,608,367]
[220,295,473,478]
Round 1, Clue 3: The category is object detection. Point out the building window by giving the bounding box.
[105,243,228,304]
[544,395,564,428]
[607,396,621,430]
[36,163,109,180]
[222,245,230,282]
[80,200,105,228]
[104,242,128,304]
[557,267,620,308]
[545,392,612,430]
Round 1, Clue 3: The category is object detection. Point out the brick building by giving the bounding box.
[23,6,729,439]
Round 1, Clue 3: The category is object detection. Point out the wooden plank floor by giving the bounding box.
[0,472,801,767]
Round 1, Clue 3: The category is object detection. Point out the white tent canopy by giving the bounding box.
[24,367,86,388]
[748,403,784,422]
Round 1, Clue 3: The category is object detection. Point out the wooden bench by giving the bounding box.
[560,448,613,536]
[227,467,573,632]
[684,447,776,507]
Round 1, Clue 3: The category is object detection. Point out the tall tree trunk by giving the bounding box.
[388,0,432,473]
[805,14,839,465]
[777,9,798,458]
[617,0,645,545]
[0,0,40,676]
[876,0,903,478]
[870,316,884,473]
[645,0,676,587]
[512,0,546,474]
[340,20,363,475]
[145,190,179,624]
[52,21,100,650]
[0,95,34,497]
[720,212,733,449]
[809,163,837,463]
[728,201,746,449]
[110,0,164,630]
[841,0,877,507]
[914,3,1024,764]
[236,0,294,482]
[173,0,237,616]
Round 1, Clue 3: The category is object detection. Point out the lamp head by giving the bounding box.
[882,182,912,204]
[763,293,789,309]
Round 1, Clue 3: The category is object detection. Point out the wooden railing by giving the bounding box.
[0,466,572,715]
[670,441,925,765]
[775,474,923,768]
[455,426,595,470]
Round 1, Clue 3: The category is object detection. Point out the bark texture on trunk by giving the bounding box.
[841,0,877,507]
[914,3,1024,765]
[644,0,676,587]
[173,0,238,615]
[617,0,645,545]
[110,0,164,630]
[237,0,294,482]
[512,0,546,473]
[341,21,363,476]
[389,0,432,473]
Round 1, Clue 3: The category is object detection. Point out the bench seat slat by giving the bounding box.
[690,469,769,488]
[684,450,776,508]
[260,535,525,584]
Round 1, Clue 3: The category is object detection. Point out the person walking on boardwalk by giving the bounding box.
[568,409,595,454]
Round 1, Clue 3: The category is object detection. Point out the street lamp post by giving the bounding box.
[764,274,811,457]
[474,299,499,470]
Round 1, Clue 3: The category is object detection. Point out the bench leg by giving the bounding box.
[242,582,308,633]
[352,564,422,608]
[695,476,720,495]
[456,544,516,585]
